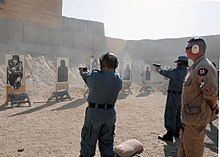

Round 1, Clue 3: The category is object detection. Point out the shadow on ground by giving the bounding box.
[52,98,86,111]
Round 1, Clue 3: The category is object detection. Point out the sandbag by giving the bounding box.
[115,139,144,157]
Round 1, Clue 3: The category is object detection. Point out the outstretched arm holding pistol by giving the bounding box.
[79,67,88,84]
[153,63,161,72]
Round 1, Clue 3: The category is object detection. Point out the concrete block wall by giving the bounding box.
[0,17,105,49]
[0,0,62,29]
[61,17,105,50]
[0,17,106,64]
[62,17,104,35]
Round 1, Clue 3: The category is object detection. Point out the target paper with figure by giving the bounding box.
[57,57,69,83]
[55,57,70,91]
[139,64,154,94]
[119,61,133,94]
[47,57,71,102]
[5,54,31,107]
[119,61,132,81]
[6,54,25,90]
[90,56,100,71]
[144,64,151,82]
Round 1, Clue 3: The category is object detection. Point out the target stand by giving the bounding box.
[120,80,132,94]
[139,81,154,94]
[5,85,31,108]
[47,82,72,102]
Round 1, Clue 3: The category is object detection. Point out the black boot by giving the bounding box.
[173,127,180,138]
[158,131,173,142]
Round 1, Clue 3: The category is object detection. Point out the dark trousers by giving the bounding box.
[80,107,116,157]
[164,93,181,131]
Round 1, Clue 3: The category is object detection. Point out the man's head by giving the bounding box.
[99,52,118,70]
[185,37,206,61]
[12,54,19,60]
[174,56,188,67]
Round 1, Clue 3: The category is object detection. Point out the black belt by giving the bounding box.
[88,102,114,109]
[167,90,182,94]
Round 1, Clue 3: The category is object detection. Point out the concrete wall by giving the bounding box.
[106,36,220,83]
[0,17,106,66]
[0,0,62,28]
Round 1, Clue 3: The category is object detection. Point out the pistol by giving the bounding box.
[152,63,161,67]
[79,67,88,72]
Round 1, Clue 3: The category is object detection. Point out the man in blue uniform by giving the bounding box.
[79,52,122,157]
[155,56,188,142]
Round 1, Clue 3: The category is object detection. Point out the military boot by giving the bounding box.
[158,131,173,142]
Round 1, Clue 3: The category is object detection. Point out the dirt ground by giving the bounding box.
[0,84,218,157]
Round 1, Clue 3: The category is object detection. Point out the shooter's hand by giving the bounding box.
[79,67,88,76]
[79,68,83,76]
[155,67,161,72]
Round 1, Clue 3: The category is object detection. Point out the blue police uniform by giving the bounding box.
[159,66,188,133]
[80,70,122,157]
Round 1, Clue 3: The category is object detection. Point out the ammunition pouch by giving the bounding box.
[185,105,201,114]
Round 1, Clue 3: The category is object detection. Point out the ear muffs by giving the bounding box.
[191,44,200,54]
[99,52,118,69]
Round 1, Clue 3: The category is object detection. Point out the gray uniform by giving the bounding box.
[80,70,122,157]
[159,66,188,131]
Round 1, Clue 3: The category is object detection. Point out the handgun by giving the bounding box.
[152,63,161,67]
[79,67,88,72]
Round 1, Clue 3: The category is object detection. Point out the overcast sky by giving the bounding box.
[62,0,220,40]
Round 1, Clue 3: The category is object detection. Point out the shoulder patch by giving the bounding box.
[198,68,208,76]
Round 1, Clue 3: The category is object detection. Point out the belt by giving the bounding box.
[167,90,182,94]
[88,102,114,109]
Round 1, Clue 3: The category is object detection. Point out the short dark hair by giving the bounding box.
[188,37,206,53]
[99,52,118,69]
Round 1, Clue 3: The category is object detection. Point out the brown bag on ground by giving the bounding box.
[115,139,144,157]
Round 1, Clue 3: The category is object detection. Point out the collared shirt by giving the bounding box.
[181,56,218,126]
[82,70,122,104]
[159,66,188,92]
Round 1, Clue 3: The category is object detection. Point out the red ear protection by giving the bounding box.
[191,44,200,54]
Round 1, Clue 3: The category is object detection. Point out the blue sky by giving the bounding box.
[62,0,220,40]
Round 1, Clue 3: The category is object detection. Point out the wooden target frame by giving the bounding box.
[5,54,31,108]
[119,61,133,94]
[48,57,71,102]
[89,56,100,71]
